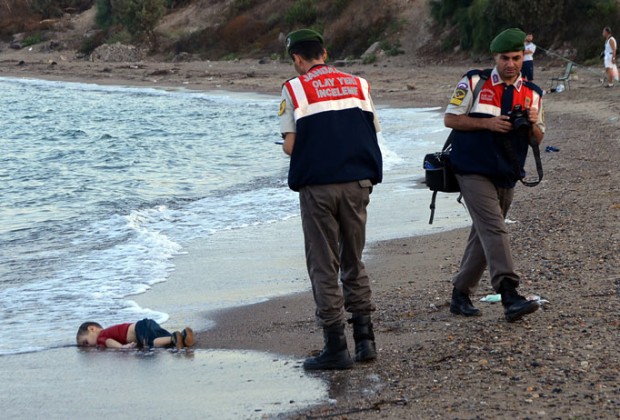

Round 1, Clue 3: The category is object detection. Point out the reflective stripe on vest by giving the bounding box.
[469,76,542,117]
[284,66,373,121]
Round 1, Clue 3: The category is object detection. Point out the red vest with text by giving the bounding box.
[283,64,382,191]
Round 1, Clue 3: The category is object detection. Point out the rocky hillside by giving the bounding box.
[0,0,437,63]
[2,0,616,64]
[156,0,432,59]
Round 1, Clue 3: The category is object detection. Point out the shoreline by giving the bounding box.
[0,52,476,108]
[196,226,472,357]
[2,52,619,418]
[132,122,474,339]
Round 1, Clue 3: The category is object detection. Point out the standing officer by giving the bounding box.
[444,28,544,322]
[279,29,383,370]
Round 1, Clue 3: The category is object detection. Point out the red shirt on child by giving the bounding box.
[97,323,131,347]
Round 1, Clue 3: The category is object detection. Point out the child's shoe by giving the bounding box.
[182,327,195,347]
[172,331,184,350]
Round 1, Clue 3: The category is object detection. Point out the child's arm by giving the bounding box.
[105,339,136,349]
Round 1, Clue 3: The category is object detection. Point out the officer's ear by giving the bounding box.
[292,53,304,66]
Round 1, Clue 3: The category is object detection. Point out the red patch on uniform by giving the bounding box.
[480,89,495,103]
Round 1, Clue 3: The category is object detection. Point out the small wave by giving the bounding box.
[0,77,450,355]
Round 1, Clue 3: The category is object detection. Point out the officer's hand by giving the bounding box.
[527,107,539,125]
[486,116,513,133]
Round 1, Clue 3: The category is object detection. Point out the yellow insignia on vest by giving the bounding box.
[449,88,467,106]
[278,99,286,116]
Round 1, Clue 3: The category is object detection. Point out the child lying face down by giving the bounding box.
[76,318,194,349]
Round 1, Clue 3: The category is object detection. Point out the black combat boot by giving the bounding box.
[450,287,481,317]
[303,323,354,370]
[349,314,377,362]
[499,281,539,322]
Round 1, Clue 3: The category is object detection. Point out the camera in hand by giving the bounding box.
[508,104,531,132]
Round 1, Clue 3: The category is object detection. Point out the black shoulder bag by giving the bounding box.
[423,72,545,224]
[423,70,490,224]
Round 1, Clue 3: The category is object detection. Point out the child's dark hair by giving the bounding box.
[289,40,325,61]
[76,321,102,345]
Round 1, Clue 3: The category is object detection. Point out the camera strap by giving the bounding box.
[498,80,543,186]
[476,72,543,187]
[503,133,544,187]
[524,137,544,187]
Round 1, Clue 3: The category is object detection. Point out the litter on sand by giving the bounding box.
[480,294,550,307]
[526,295,550,306]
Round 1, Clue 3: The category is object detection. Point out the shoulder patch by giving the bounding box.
[278,99,286,116]
[449,82,468,106]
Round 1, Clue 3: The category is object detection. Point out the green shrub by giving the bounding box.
[285,0,318,26]
[22,32,43,47]
[330,0,352,15]
[362,53,377,64]
[428,0,620,60]
[380,40,404,56]
[165,0,191,8]
[229,0,257,15]
[95,0,115,28]
[429,0,473,26]
[115,0,166,36]
[266,13,281,29]
[96,0,165,39]
[106,29,132,45]
[31,0,95,18]
[78,30,108,55]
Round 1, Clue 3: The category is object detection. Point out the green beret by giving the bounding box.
[286,29,324,54]
[490,28,526,53]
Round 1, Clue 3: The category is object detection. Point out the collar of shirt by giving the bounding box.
[490,67,523,92]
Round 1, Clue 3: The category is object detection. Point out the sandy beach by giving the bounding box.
[1,47,619,418]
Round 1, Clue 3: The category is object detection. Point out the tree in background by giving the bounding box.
[95,0,115,28]
[94,0,165,46]
[428,0,620,61]
[1,0,94,37]
[164,0,190,8]
[115,0,165,39]
[30,0,94,18]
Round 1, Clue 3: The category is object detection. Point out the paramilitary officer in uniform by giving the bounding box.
[279,29,383,370]
[444,28,545,322]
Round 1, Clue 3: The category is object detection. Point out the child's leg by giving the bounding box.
[153,336,173,348]
[135,319,174,348]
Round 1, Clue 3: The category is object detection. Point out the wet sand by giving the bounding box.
[0,346,328,419]
[1,50,619,418]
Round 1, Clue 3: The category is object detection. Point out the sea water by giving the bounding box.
[0,77,468,356]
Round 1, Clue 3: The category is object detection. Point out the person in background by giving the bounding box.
[603,27,617,87]
[279,29,383,370]
[444,28,544,322]
[522,32,536,81]
[76,319,194,349]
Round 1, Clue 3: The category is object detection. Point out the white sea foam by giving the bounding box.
[0,77,468,355]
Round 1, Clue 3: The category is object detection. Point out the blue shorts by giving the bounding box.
[522,61,534,81]
[134,318,171,348]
